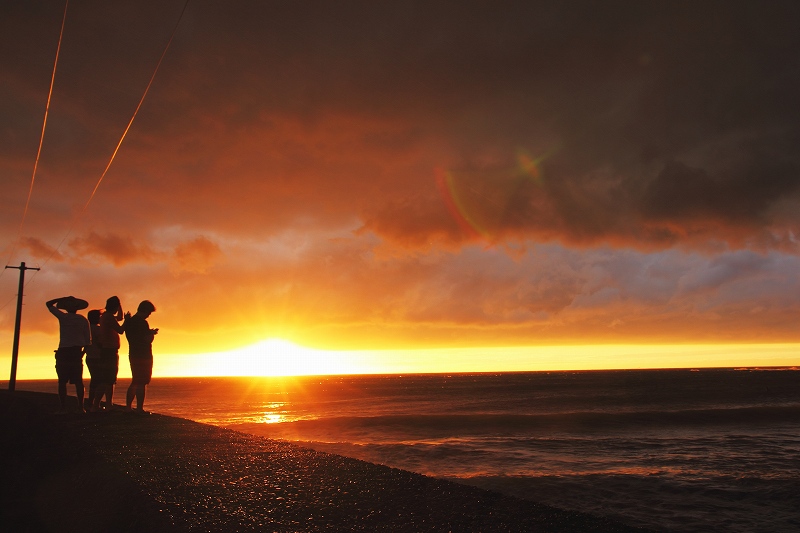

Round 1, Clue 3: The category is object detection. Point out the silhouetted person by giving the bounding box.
[46,296,91,413]
[125,300,158,414]
[93,296,124,411]
[85,309,102,408]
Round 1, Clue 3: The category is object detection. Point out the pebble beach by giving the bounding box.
[0,390,648,532]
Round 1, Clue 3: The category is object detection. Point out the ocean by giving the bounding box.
[16,368,800,532]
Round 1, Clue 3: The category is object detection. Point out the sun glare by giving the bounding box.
[161,338,375,377]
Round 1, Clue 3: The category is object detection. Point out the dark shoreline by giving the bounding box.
[1,390,650,532]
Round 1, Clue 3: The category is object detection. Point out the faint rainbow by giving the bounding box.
[435,167,490,239]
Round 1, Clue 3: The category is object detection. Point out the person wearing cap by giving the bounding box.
[46,296,91,413]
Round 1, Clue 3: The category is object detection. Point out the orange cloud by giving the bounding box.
[172,236,223,274]
[20,236,64,263]
[68,232,159,266]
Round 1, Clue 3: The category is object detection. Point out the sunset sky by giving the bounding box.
[2,1,799,379]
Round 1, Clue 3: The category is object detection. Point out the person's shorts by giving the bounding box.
[130,357,153,385]
[55,346,83,384]
[85,356,100,379]
[96,348,119,386]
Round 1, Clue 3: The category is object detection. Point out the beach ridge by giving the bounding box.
[0,390,647,532]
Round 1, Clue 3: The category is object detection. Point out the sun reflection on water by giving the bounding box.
[261,413,284,424]
[260,402,287,424]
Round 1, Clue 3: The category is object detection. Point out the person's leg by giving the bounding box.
[88,378,96,407]
[135,384,146,411]
[57,377,68,410]
[75,381,85,413]
[94,378,110,410]
[91,384,102,410]
[104,384,114,410]
[126,382,136,410]
[107,353,118,410]
[87,359,97,407]
[75,360,85,412]
[93,355,108,410]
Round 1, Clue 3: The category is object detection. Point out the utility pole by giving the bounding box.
[5,262,40,392]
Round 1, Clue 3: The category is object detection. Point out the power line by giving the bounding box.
[17,0,191,290]
[1,0,69,277]
[79,0,190,216]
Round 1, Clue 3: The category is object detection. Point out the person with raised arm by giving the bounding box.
[46,296,91,413]
[92,296,124,412]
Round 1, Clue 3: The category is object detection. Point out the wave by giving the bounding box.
[231,404,800,440]
[454,473,800,533]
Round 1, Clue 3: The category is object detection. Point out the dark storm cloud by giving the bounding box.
[6,1,799,251]
[642,157,799,224]
[345,1,800,250]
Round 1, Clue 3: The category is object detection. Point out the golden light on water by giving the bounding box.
[261,413,284,424]
[259,402,288,424]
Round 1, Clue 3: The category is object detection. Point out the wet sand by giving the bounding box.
[0,390,649,532]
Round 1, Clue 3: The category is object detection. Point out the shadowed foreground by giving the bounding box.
[0,391,648,532]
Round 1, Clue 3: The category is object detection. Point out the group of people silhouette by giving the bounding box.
[46,295,158,414]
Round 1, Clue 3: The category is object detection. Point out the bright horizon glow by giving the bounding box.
[160,338,386,377]
[3,338,798,381]
[6,339,796,381]
[147,341,800,377]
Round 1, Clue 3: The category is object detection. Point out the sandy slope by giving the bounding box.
[0,390,648,532]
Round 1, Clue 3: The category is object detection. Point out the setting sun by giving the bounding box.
[158,338,377,378]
